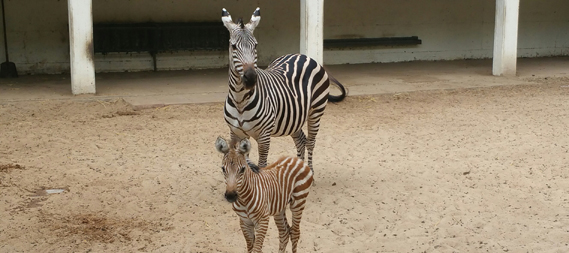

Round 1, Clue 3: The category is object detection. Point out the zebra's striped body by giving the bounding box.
[215,136,314,253]
[221,7,346,172]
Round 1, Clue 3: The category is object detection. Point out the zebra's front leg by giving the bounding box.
[256,131,272,168]
[291,130,307,161]
[239,217,256,253]
[274,210,291,253]
[252,216,270,253]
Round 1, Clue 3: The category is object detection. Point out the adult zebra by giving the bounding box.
[221,7,346,172]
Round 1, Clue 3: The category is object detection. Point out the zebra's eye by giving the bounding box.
[231,44,237,50]
[239,166,246,174]
[221,166,226,174]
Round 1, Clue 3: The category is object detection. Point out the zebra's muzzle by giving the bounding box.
[225,191,238,203]
[242,67,257,89]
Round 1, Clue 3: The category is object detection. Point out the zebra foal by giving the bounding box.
[221,7,347,173]
[215,136,314,253]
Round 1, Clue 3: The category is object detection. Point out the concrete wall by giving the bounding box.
[91,0,300,72]
[324,0,569,64]
[0,0,567,75]
[0,0,69,74]
[0,0,301,74]
[324,1,495,64]
[518,0,569,57]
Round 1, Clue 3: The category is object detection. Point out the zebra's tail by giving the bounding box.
[328,74,347,103]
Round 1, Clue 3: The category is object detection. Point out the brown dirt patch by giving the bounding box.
[41,213,170,244]
[0,163,25,173]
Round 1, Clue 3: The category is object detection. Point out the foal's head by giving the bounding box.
[215,136,252,203]
[221,7,261,90]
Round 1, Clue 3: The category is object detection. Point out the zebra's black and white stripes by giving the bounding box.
[221,7,346,172]
[215,136,314,253]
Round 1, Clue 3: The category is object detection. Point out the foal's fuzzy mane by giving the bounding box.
[229,137,240,150]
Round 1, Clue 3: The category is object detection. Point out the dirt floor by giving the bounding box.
[1,77,569,252]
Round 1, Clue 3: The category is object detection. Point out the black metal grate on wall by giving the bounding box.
[93,22,229,70]
[324,36,422,49]
[93,22,229,53]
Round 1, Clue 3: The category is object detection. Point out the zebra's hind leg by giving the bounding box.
[289,198,308,253]
[274,210,291,253]
[291,130,307,161]
[306,112,324,173]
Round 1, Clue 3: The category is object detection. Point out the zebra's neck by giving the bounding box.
[228,69,256,105]
[236,167,259,203]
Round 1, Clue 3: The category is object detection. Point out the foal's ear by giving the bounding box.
[237,139,251,155]
[215,136,230,154]
[245,7,261,32]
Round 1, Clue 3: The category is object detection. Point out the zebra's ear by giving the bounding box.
[221,8,238,30]
[237,139,251,155]
[245,7,261,32]
[215,136,230,154]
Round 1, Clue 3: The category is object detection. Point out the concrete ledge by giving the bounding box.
[2,58,569,107]
[124,92,227,110]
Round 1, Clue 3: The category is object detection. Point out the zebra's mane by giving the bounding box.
[236,17,245,29]
[229,138,240,149]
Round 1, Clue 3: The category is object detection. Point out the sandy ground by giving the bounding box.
[1,77,569,252]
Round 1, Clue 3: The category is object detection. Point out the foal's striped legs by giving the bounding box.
[274,210,291,253]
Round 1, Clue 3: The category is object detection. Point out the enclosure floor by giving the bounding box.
[1,58,569,252]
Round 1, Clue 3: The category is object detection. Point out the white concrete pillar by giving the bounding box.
[492,0,520,77]
[67,0,96,94]
[300,0,324,64]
